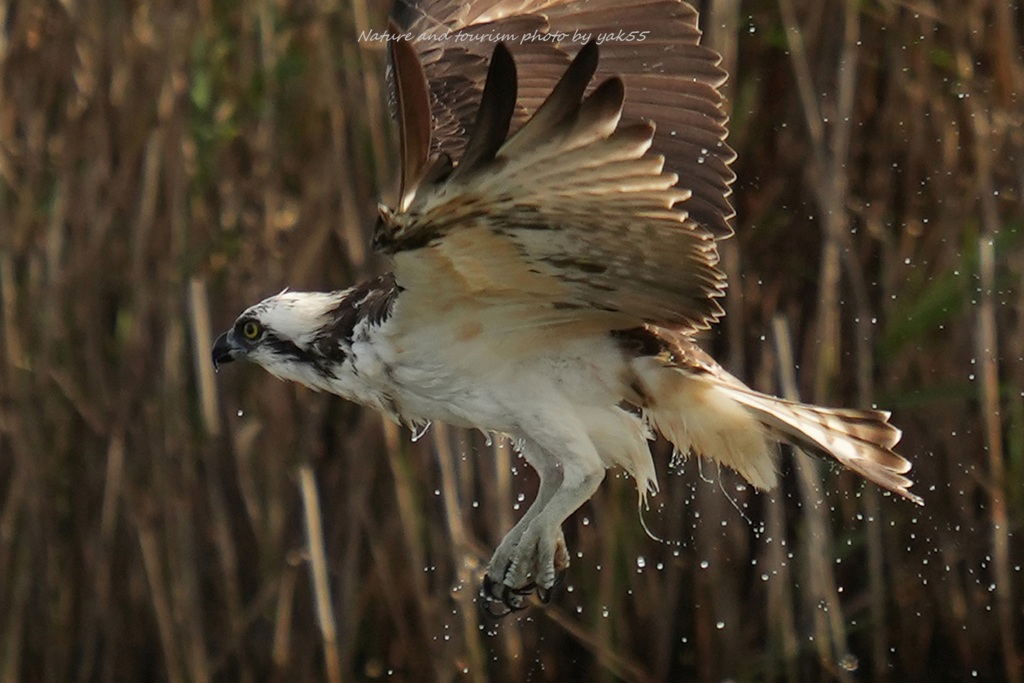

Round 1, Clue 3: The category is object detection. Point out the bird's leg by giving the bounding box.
[482,430,604,611]
[487,439,562,565]
[482,440,566,611]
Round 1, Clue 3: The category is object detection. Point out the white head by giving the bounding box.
[212,275,399,392]
[212,290,349,388]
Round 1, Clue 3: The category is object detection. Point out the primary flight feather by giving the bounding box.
[212,0,921,613]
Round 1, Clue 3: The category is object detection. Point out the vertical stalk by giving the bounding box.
[976,237,1019,683]
[773,315,852,681]
[298,465,344,683]
[430,423,486,681]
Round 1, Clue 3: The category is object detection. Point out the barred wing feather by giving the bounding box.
[387,0,735,238]
[378,41,725,331]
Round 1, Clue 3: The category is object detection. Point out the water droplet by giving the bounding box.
[410,420,432,442]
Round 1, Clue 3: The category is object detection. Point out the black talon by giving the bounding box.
[482,573,499,598]
[479,594,512,619]
[502,586,527,612]
[536,572,564,604]
[479,574,525,618]
[480,565,556,615]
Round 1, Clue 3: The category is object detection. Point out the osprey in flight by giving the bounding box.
[212,0,921,612]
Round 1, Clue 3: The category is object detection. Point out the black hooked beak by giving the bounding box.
[212,331,241,370]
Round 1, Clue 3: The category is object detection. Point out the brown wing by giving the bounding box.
[386,0,735,238]
[379,41,725,332]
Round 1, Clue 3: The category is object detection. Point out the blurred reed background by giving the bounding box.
[1,0,1022,681]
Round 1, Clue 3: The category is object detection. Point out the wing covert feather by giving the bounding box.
[378,42,725,331]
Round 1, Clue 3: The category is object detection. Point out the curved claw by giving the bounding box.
[479,570,565,615]
[503,588,528,612]
[535,571,565,604]
[480,574,523,618]
[511,582,536,595]
[478,593,513,619]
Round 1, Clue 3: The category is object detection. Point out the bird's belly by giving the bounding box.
[382,330,630,434]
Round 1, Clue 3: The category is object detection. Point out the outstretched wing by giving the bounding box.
[379,38,724,332]
[386,0,735,238]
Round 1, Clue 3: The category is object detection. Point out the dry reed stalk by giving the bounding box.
[773,315,852,680]
[294,0,378,278]
[757,344,800,682]
[0,466,24,623]
[379,421,427,566]
[841,233,892,680]
[0,252,23,370]
[976,236,1020,683]
[0,526,30,683]
[957,20,1021,677]
[77,431,127,681]
[350,0,392,194]
[379,418,449,679]
[487,438,526,675]
[778,0,858,400]
[694,477,742,681]
[189,276,221,436]
[591,478,623,683]
[201,448,253,683]
[272,561,300,671]
[297,464,344,683]
[315,20,369,272]
[137,520,188,683]
[540,604,655,683]
[429,423,486,680]
[172,498,214,683]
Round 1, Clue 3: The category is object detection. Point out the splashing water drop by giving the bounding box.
[410,421,432,442]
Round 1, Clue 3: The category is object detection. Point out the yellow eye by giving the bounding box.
[242,321,261,340]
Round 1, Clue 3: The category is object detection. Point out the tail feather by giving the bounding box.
[627,329,921,505]
[633,351,922,505]
[715,384,923,505]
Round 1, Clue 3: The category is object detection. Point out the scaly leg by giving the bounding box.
[483,422,605,610]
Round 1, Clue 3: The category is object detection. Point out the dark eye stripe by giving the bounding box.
[264,333,341,379]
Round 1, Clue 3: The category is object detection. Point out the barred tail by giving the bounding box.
[716,384,923,505]
[635,357,922,505]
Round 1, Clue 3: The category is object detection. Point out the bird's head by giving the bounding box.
[211,290,349,388]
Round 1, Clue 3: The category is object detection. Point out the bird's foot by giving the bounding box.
[479,523,570,616]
